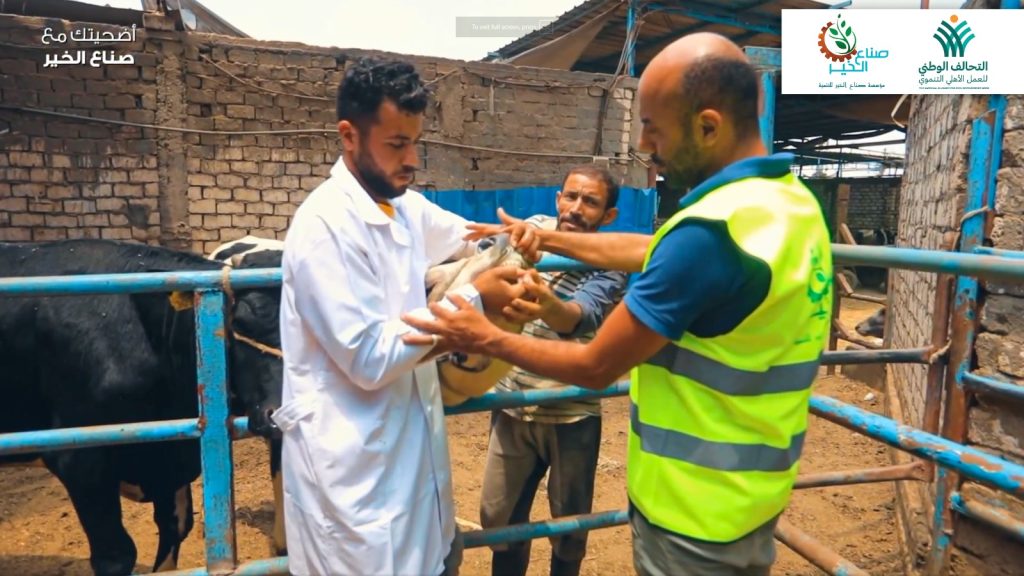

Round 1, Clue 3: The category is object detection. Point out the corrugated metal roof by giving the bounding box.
[486,0,907,144]
[487,0,829,74]
[0,0,248,37]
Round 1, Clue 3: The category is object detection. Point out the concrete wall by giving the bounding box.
[887,90,1024,575]
[0,12,647,254]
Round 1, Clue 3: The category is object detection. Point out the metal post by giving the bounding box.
[626,0,637,76]
[927,95,1007,576]
[922,272,953,452]
[760,70,775,153]
[195,290,238,573]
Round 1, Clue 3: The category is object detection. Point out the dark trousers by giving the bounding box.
[479,410,602,576]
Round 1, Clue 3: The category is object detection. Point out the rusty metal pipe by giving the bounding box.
[951,492,1024,543]
[795,462,929,489]
[774,518,870,576]
[923,273,954,474]
[843,292,888,305]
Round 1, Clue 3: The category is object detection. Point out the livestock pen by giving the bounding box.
[1,237,1023,575]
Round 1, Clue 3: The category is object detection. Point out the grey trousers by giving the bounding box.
[479,410,602,575]
[629,504,778,576]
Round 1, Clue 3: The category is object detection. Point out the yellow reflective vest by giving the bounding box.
[627,169,833,542]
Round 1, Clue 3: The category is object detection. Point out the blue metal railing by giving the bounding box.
[2,243,1024,575]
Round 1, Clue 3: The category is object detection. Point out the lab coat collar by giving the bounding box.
[330,156,391,227]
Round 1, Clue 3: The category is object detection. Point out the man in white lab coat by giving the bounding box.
[273,57,533,576]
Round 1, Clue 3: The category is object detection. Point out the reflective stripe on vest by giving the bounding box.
[626,171,833,544]
[646,344,820,396]
[630,402,805,472]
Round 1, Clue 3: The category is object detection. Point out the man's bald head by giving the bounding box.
[637,33,764,194]
[641,32,761,140]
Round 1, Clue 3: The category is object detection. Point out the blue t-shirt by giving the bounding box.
[624,153,796,341]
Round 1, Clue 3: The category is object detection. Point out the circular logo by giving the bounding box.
[818,16,858,62]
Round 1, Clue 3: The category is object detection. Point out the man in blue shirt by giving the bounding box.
[478,166,627,576]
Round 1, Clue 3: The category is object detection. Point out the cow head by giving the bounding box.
[425,234,534,406]
[855,306,886,339]
[209,236,286,439]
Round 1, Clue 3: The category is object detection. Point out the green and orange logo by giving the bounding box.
[818,13,858,62]
[934,14,974,58]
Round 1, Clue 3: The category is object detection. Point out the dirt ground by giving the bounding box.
[0,298,902,575]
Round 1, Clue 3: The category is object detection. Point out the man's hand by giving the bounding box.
[401,295,501,353]
[464,208,543,262]
[471,266,528,315]
[501,270,557,324]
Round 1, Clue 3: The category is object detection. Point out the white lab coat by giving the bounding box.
[273,157,481,576]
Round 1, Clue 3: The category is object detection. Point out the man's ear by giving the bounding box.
[338,120,358,154]
[694,109,723,147]
[601,206,619,227]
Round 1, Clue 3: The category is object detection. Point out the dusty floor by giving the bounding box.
[0,299,902,575]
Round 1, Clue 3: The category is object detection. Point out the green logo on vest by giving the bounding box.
[795,246,832,345]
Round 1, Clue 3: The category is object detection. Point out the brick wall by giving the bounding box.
[0,13,647,254]
[888,91,1024,574]
[804,176,901,234]
[0,16,164,245]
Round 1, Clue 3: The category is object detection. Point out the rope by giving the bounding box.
[233,332,285,358]
[218,265,285,358]
[198,53,332,102]
[928,341,951,364]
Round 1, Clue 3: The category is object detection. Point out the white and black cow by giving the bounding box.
[207,235,287,558]
[0,239,283,575]
[851,228,896,292]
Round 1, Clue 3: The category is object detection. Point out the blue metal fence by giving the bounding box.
[1,242,1024,575]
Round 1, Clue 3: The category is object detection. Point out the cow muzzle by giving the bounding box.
[248,403,282,438]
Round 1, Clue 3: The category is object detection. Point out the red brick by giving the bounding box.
[245,202,273,215]
[63,200,96,214]
[34,228,68,241]
[46,215,79,227]
[203,187,231,200]
[100,228,132,240]
[232,214,260,228]
[114,184,144,198]
[129,169,159,183]
[96,198,126,211]
[0,197,27,212]
[28,200,59,213]
[261,215,289,230]
[233,189,260,202]
[82,214,110,226]
[9,151,43,167]
[12,183,43,197]
[0,228,32,241]
[83,184,113,198]
[217,201,245,214]
[11,213,44,226]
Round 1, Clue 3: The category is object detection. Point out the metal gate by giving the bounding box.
[1,241,1022,575]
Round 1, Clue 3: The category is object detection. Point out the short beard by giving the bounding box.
[353,147,410,200]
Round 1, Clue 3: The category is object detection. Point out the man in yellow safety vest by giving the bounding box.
[403,32,833,575]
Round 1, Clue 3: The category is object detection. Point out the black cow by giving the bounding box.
[0,239,282,575]
[855,306,886,339]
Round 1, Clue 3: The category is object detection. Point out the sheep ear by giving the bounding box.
[425,260,468,302]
